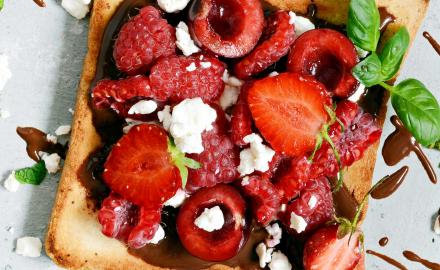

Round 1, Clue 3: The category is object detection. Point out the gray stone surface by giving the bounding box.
[0,0,439,269]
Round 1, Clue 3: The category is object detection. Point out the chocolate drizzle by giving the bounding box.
[382,116,437,184]
[16,127,66,162]
[366,250,408,270]
[32,0,46,7]
[379,237,389,247]
[403,250,440,270]
[371,166,409,199]
[423,32,440,56]
[379,7,396,32]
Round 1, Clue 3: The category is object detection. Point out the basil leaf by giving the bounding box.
[352,52,382,87]
[429,141,439,150]
[347,0,381,52]
[0,0,3,10]
[15,161,48,185]
[391,79,440,146]
[379,27,410,81]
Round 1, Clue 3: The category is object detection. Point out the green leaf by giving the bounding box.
[15,161,48,185]
[335,217,353,239]
[347,0,381,51]
[168,138,201,188]
[352,52,382,87]
[391,79,440,146]
[429,141,440,150]
[0,0,3,11]
[379,27,410,81]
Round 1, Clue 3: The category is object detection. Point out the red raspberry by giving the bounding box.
[113,6,176,75]
[256,152,285,180]
[240,175,281,226]
[186,105,239,193]
[230,83,253,147]
[150,54,226,103]
[234,11,296,79]
[275,156,312,202]
[127,207,162,249]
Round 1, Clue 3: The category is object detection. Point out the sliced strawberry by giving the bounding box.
[230,83,253,147]
[234,11,296,79]
[303,225,362,270]
[103,124,180,207]
[287,29,359,98]
[247,73,331,156]
[189,0,264,58]
[177,184,249,261]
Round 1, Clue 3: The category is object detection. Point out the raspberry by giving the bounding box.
[186,105,239,193]
[256,152,285,180]
[150,54,226,103]
[234,11,296,79]
[275,156,312,202]
[127,207,162,249]
[230,83,253,147]
[280,177,333,235]
[113,6,176,75]
[240,175,281,225]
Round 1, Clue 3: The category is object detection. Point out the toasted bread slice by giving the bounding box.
[45,0,429,269]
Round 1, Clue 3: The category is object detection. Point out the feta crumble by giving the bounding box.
[434,215,440,235]
[348,83,366,102]
[219,85,240,110]
[268,251,292,270]
[308,195,318,209]
[222,70,244,87]
[15,237,42,258]
[46,134,58,144]
[0,109,11,119]
[147,225,165,244]
[39,152,61,174]
[68,108,74,114]
[61,0,90,19]
[186,62,197,72]
[241,176,250,186]
[194,206,225,232]
[268,71,279,77]
[176,22,201,56]
[3,171,20,192]
[256,242,273,268]
[128,100,158,115]
[200,62,212,68]
[164,188,188,208]
[157,0,191,13]
[0,53,12,92]
[237,133,275,176]
[265,223,282,248]
[290,212,307,233]
[55,125,71,136]
[289,11,315,36]
[158,98,217,154]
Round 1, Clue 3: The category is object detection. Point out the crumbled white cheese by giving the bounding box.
[176,22,201,56]
[194,206,225,232]
[265,223,282,248]
[288,11,296,25]
[0,109,11,119]
[0,54,12,92]
[3,171,20,192]
[434,215,440,235]
[222,70,244,87]
[219,85,240,110]
[68,108,74,115]
[268,251,292,270]
[146,225,165,244]
[289,11,315,36]
[128,100,158,115]
[186,62,197,72]
[158,98,217,154]
[268,71,279,77]
[256,242,273,268]
[164,188,188,208]
[237,133,275,176]
[157,0,191,13]
[61,0,90,19]
[200,62,212,69]
[46,134,58,144]
[308,195,318,209]
[55,125,71,136]
[39,152,61,174]
[290,212,307,233]
[280,204,287,212]
[241,176,250,186]
[348,83,366,102]
[15,237,42,258]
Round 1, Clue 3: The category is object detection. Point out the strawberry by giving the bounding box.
[247,73,331,156]
[303,225,362,270]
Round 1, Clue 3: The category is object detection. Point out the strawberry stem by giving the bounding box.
[168,138,202,188]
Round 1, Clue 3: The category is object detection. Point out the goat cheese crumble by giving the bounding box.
[15,237,42,258]
[290,212,307,233]
[157,0,191,13]
[194,206,225,232]
[237,133,275,176]
[265,223,282,248]
[3,171,20,192]
[164,188,188,208]
[288,11,315,36]
[39,152,61,174]
[256,242,273,268]
[147,225,165,244]
[128,100,158,115]
[55,125,71,136]
[61,0,90,19]
[176,22,201,56]
[46,134,58,144]
[268,251,292,270]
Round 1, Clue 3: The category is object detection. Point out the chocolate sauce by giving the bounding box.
[382,116,437,184]
[403,250,440,270]
[423,32,440,56]
[366,250,408,270]
[16,127,66,162]
[379,237,389,247]
[379,7,396,32]
[371,166,409,199]
[32,0,46,7]
[332,184,359,221]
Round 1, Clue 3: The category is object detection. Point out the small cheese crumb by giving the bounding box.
[68,108,74,114]
[348,83,366,102]
[46,134,58,144]
[268,251,292,270]
[265,223,282,248]
[157,0,191,13]
[290,212,307,233]
[61,0,90,19]
[268,71,279,77]
[200,62,212,69]
[186,62,197,72]
[128,100,158,115]
[222,70,244,87]
[256,242,273,268]
[288,11,296,25]
[164,188,188,208]
[157,106,172,131]
[289,11,315,36]
[238,134,275,176]
[55,125,71,136]
[146,225,165,244]
[280,204,287,212]
[219,85,240,110]
[241,176,250,186]
[308,195,318,209]
[434,215,440,235]
[176,22,201,56]
[3,171,20,192]
[194,206,225,232]
[15,237,42,258]
[0,109,11,119]
[0,53,12,92]
[39,152,61,174]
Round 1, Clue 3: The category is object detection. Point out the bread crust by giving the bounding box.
[45,0,429,269]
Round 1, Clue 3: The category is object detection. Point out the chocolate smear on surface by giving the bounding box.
[423,32,440,56]
[371,166,409,199]
[32,0,46,7]
[403,250,440,270]
[16,127,66,162]
[367,250,408,270]
[379,7,396,32]
[379,237,389,247]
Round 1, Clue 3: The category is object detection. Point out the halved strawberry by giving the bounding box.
[247,73,331,156]
[103,124,198,207]
[303,225,362,270]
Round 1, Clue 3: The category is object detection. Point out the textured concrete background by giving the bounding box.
[0,0,439,269]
